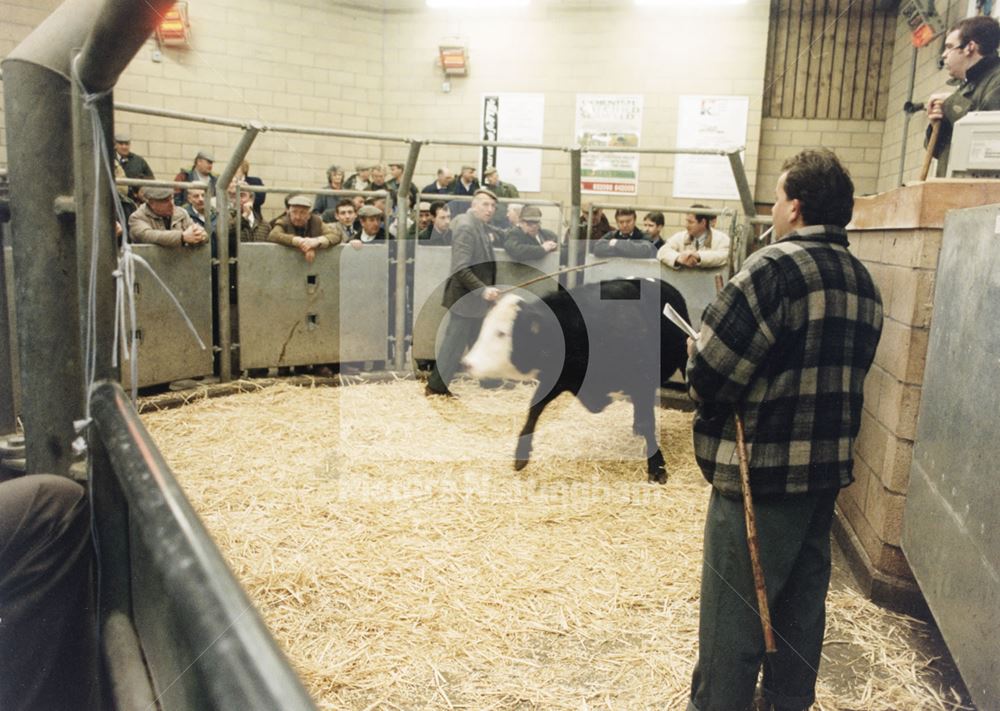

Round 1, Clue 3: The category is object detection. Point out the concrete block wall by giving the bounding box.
[381,1,770,233]
[757,118,885,202]
[840,226,942,604]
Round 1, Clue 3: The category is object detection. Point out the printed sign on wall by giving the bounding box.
[481,93,544,193]
[575,94,643,196]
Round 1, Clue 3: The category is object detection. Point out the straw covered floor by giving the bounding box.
[142,379,972,710]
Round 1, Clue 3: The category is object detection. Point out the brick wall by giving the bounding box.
[757,117,885,201]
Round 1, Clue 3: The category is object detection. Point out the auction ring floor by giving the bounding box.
[141,377,974,710]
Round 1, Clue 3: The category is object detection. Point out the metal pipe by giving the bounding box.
[423,138,571,152]
[583,146,735,156]
[89,380,318,710]
[3,0,172,473]
[213,124,263,382]
[393,140,423,372]
[726,150,758,218]
[418,192,562,207]
[899,46,919,186]
[115,177,210,191]
[115,102,250,129]
[568,148,582,287]
[72,67,119,393]
[588,203,732,217]
[267,123,412,143]
[0,242,14,435]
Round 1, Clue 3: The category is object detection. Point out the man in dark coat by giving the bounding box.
[503,205,558,261]
[113,133,154,202]
[426,188,499,396]
[592,207,657,258]
[926,16,1000,176]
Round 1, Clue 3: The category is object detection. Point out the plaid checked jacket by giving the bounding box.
[687,225,883,498]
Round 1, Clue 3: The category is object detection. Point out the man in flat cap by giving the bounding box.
[346,204,386,249]
[268,194,345,263]
[128,185,207,247]
[504,205,558,262]
[483,166,519,200]
[426,188,499,397]
[112,133,154,202]
[173,150,217,206]
[447,165,480,218]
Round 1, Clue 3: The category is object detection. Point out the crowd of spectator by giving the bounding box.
[116,139,731,272]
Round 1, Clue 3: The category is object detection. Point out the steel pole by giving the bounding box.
[393,141,423,372]
[213,123,263,382]
[568,148,582,287]
[0,240,14,435]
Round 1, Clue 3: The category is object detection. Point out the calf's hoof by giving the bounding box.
[647,468,668,485]
[513,458,530,471]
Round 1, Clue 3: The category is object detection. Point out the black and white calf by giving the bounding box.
[462,278,690,483]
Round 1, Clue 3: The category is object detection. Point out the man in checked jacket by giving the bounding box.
[684,149,883,711]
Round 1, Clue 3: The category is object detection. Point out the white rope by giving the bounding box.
[71,55,207,411]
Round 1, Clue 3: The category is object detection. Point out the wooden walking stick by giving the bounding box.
[919,119,941,182]
[734,412,777,653]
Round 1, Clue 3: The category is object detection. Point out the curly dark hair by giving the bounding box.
[780,149,854,228]
[954,16,1000,56]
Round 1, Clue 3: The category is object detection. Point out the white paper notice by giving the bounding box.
[673,95,749,200]
[481,93,544,193]
[663,303,700,340]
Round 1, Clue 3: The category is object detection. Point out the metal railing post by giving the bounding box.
[394,140,423,372]
[0,234,14,435]
[71,60,120,393]
[214,123,263,382]
[726,149,757,218]
[568,147,582,287]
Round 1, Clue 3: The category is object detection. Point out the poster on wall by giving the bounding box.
[672,95,749,200]
[480,93,544,193]
[575,94,643,195]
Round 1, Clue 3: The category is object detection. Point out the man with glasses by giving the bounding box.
[926,15,1000,177]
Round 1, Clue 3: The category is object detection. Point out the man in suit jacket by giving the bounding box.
[426,188,499,396]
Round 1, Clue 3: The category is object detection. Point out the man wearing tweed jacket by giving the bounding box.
[684,149,883,711]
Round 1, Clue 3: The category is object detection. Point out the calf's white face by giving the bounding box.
[462,294,533,380]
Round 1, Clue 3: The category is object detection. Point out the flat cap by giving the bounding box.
[287,194,313,208]
[483,166,498,176]
[520,205,543,222]
[114,132,131,143]
[461,164,476,172]
[144,186,173,201]
[473,187,497,201]
[418,201,432,211]
[358,204,383,218]
[196,150,214,162]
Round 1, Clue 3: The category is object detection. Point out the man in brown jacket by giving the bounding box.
[128,186,207,247]
[268,194,345,262]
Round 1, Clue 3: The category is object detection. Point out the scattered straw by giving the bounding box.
[142,380,972,710]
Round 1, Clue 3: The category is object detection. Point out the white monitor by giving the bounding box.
[947,111,1000,177]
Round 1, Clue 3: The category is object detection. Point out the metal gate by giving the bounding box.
[902,204,999,710]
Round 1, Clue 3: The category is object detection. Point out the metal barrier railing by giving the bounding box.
[89,379,318,711]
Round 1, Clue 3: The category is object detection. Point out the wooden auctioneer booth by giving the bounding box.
[838,179,1000,621]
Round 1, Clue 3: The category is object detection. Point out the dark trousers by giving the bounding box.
[426,312,483,393]
[0,475,100,711]
[688,487,839,711]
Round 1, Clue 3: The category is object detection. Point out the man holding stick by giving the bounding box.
[684,149,883,711]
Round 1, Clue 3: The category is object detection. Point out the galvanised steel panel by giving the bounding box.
[412,245,560,361]
[122,244,214,389]
[583,255,726,328]
[239,244,388,368]
[902,204,1000,711]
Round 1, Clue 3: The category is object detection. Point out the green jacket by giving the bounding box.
[930,54,1000,176]
[487,180,519,199]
